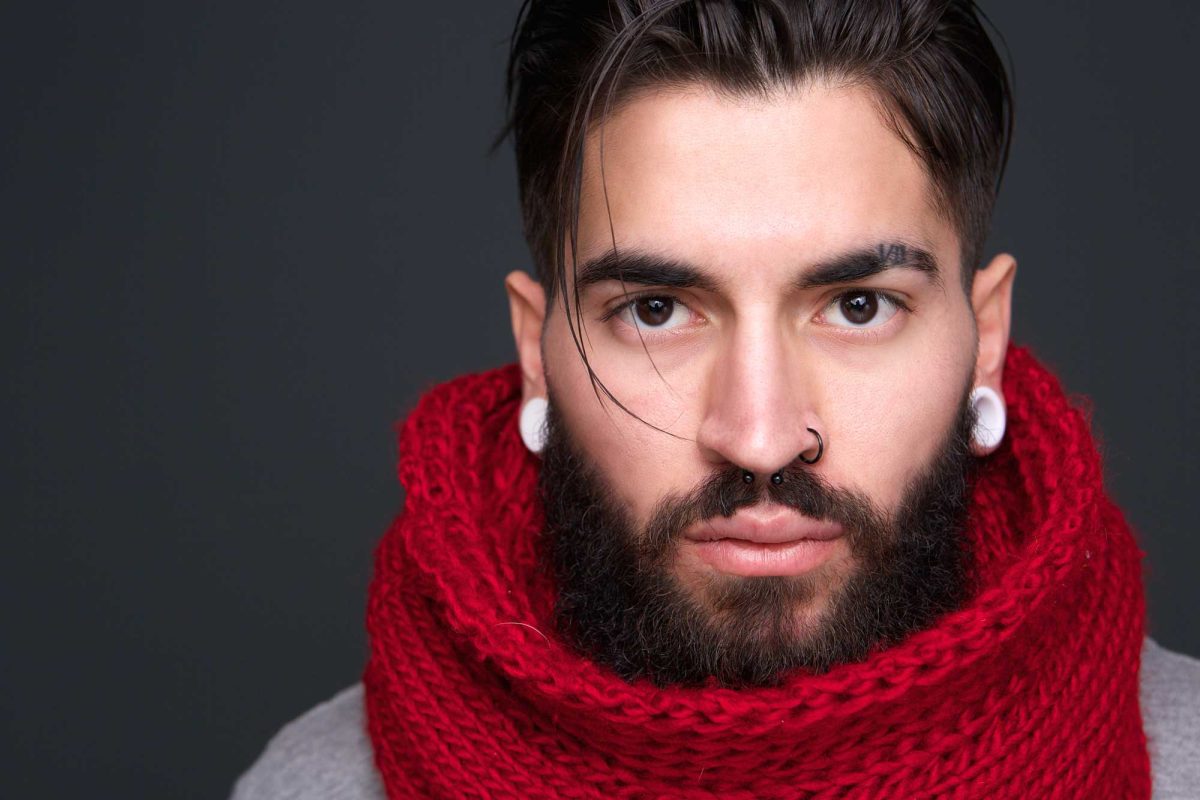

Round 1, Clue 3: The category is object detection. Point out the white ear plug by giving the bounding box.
[519,397,549,455]
[969,385,1006,456]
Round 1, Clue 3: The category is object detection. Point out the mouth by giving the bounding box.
[681,505,846,577]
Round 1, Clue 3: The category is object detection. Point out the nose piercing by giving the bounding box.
[798,427,824,465]
[763,429,820,484]
[741,429,824,485]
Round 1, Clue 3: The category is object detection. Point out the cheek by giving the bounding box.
[543,313,697,526]
[820,348,969,512]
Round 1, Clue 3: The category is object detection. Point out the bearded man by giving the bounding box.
[232,1,1200,797]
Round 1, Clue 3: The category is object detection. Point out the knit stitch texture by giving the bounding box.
[363,344,1150,798]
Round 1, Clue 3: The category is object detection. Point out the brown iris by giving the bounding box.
[840,292,878,325]
[634,297,675,327]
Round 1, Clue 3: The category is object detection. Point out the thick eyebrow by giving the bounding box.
[573,241,942,294]
[796,242,943,291]
[574,249,721,293]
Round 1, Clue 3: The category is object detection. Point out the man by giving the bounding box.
[233,1,1200,797]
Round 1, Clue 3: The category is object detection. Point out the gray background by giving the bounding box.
[3,1,1196,797]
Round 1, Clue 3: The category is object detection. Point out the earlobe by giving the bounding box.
[968,385,1007,456]
[504,270,548,402]
[971,252,1017,389]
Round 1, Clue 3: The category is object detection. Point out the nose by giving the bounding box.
[694,319,824,476]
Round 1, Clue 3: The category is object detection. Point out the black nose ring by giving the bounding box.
[798,427,824,465]
[744,429,823,485]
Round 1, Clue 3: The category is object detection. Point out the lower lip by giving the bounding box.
[686,537,845,577]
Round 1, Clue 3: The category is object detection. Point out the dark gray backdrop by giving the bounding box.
[3,2,1197,797]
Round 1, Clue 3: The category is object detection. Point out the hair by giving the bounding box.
[494,0,1013,421]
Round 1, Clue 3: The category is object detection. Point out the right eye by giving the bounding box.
[614,295,691,332]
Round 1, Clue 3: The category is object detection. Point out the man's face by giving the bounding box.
[509,80,1011,684]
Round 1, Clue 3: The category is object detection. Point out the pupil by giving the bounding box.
[636,297,673,326]
[842,292,877,324]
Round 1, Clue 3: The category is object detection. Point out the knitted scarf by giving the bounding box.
[364,344,1150,799]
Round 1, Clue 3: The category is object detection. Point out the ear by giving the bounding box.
[970,252,1018,391]
[504,270,548,403]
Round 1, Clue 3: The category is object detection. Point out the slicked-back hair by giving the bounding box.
[494,0,1013,421]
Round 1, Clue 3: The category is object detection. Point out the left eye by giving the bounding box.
[824,290,901,329]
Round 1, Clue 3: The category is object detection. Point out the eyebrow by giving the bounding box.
[574,241,943,294]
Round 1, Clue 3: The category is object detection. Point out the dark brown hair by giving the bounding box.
[494,0,1012,415]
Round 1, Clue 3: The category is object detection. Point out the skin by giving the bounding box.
[505,79,1016,635]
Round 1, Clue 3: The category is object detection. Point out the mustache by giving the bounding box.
[641,460,881,560]
[638,385,980,564]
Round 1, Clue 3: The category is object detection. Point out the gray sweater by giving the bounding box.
[232,637,1200,799]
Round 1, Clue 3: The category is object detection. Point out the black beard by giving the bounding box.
[538,382,980,688]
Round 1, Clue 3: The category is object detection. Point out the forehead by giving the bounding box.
[576,80,957,281]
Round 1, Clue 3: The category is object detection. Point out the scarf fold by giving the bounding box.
[364,344,1150,799]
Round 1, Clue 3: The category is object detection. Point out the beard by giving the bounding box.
[538,379,980,688]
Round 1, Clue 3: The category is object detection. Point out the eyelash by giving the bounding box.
[600,289,913,332]
[825,289,913,339]
[599,292,663,323]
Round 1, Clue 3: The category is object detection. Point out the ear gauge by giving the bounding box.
[519,397,549,455]
[969,386,1007,456]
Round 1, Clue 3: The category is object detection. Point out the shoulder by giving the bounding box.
[229,684,385,800]
[1141,637,1200,799]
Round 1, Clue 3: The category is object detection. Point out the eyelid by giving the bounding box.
[819,288,912,332]
[599,289,691,323]
[853,288,910,312]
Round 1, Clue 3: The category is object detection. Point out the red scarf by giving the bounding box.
[364,344,1150,798]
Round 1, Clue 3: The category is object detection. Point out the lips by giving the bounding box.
[681,506,846,577]
[684,505,844,545]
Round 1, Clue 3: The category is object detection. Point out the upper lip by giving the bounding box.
[684,505,844,544]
